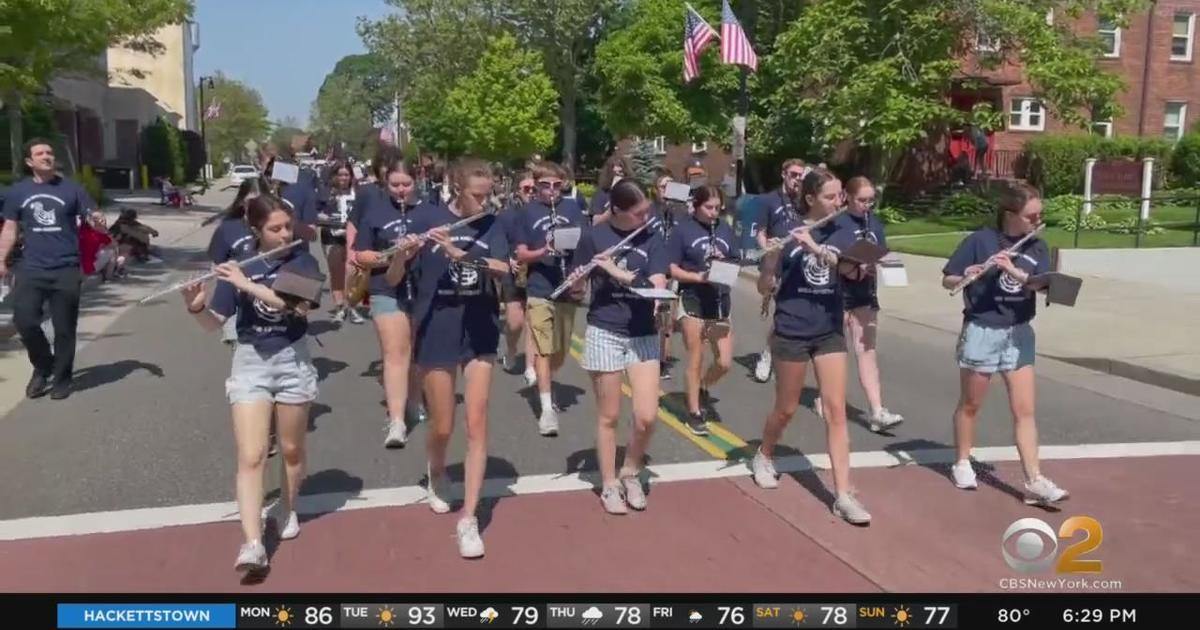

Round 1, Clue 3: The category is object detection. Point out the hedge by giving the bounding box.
[1170,131,1200,188]
[1024,135,1173,197]
[140,118,187,184]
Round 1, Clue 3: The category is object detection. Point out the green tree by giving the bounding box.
[0,0,193,175]
[629,138,661,183]
[765,0,1149,183]
[270,119,306,154]
[201,73,270,164]
[309,72,376,157]
[319,54,395,126]
[437,35,558,161]
[592,0,740,146]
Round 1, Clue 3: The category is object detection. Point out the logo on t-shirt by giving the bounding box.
[30,200,57,227]
[802,245,840,287]
[253,297,286,323]
[449,261,480,291]
[998,271,1024,294]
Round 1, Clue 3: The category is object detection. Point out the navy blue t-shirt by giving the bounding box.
[349,183,386,228]
[835,211,889,307]
[210,249,321,355]
[588,188,610,217]
[519,199,589,301]
[572,222,670,337]
[756,189,798,239]
[0,177,95,271]
[497,203,526,252]
[352,198,424,301]
[667,215,739,302]
[410,205,509,335]
[207,217,255,264]
[943,228,1050,327]
[280,178,318,229]
[772,222,854,339]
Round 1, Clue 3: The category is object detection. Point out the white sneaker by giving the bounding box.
[814,396,824,418]
[751,448,779,489]
[753,350,772,382]
[456,516,485,559]
[1024,475,1069,505]
[234,540,268,573]
[537,408,559,436]
[383,419,407,448]
[869,408,904,433]
[427,466,451,514]
[348,308,366,324]
[620,474,647,511]
[263,503,300,540]
[832,493,872,525]
[951,459,978,490]
[330,307,347,323]
[600,483,628,515]
[523,368,537,387]
[499,353,511,371]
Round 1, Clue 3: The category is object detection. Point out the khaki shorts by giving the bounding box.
[527,297,577,356]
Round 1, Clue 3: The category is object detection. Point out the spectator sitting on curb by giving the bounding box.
[109,208,160,263]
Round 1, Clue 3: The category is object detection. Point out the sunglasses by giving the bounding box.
[785,171,806,179]
[519,185,535,193]
[537,180,564,190]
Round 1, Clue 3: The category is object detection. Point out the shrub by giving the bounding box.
[140,118,187,184]
[77,168,105,207]
[1061,213,1108,232]
[875,205,908,224]
[938,191,992,217]
[1170,131,1200,187]
[1041,194,1084,227]
[1093,194,1137,216]
[1108,216,1165,235]
[1025,135,1174,197]
[575,181,596,202]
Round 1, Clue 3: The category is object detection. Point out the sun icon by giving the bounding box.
[892,606,912,627]
[377,606,396,627]
[275,606,294,627]
[790,608,807,625]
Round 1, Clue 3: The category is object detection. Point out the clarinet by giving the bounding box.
[550,195,568,286]
[398,201,415,303]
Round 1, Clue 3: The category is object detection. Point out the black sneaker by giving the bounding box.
[49,381,72,400]
[700,388,712,409]
[685,411,709,436]
[660,368,672,381]
[26,373,50,399]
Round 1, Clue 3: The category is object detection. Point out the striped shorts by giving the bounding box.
[580,325,660,372]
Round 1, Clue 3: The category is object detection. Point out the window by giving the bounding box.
[1046,9,1054,25]
[1164,102,1188,141]
[1009,98,1045,131]
[652,136,667,155]
[1172,13,1195,61]
[1091,118,1113,138]
[691,141,708,154]
[1098,19,1121,57]
[975,31,997,52]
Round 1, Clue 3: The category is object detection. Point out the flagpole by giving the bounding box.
[736,68,748,198]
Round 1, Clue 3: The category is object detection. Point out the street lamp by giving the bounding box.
[198,76,215,183]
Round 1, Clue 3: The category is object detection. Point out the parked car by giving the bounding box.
[229,165,258,186]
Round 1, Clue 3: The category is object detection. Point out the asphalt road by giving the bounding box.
[1,227,1198,521]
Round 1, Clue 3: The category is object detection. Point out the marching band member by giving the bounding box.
[402,158,510,558]
[516,161,589,436]
[752,159,808,383]
[180,194,322,573]
[354,157,425,448]
[651,171,683,381]
[346,147,405,314]
[318,161,362,323]
[588,154,632,225]
[825,176,904,432]
[941,183,1066,505]
[667,185,738,436]
[570,179,668,514]
[751,169,872,526]
[497,171,536,375]
[209,178,267,344]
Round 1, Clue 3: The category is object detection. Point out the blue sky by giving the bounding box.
[193,0,394,125]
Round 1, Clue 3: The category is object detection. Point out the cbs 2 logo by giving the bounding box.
[1001,516,1103,574]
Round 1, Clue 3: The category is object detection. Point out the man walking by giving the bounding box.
[0,139,101,400]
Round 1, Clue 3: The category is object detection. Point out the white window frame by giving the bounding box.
[1091,119,1114,138]
[1008,97,1046,131]
[691,140,708,154]
[1171,12,1195,62]
[652,136,667,155]
[975,31,998,52]
[1164,102,1188,142]
[1046,9,1054,25]
[1098,19,1121,58]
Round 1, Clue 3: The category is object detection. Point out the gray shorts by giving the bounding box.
[226,340,318,405]
[580,325,660,372]
[221,317,238,343]
[956,321,1035,373]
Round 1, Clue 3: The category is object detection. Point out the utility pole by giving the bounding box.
[198,76,215,182]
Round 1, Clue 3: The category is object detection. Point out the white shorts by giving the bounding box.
[226,340,318,405]
[580,325,660,372]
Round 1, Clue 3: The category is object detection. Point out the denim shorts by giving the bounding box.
[956,321,1035,373]
[369,293,412,318]
[226,340,318,405]
[580,325,660,372]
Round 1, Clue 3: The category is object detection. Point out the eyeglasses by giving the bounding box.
[537,180,564,190]
[785,171,806,179]
[519,186,535,193]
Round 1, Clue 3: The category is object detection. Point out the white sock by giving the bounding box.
[539,392,553,415]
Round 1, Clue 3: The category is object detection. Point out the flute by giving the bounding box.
[137,239,305,304]
[376,206,496,261]
[758,207,849,317]
[549,219,652,299]
[949,224,1045,296]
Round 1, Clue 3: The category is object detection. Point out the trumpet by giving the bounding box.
[949,224,1045,296]
[548,218,652,300]
[758,207,849,317]
[137,239,305,305]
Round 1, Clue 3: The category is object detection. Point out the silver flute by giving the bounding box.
[549,219,652,299]
[376,206,496,261]
[137,239,305,305]
[949,224,1045,295]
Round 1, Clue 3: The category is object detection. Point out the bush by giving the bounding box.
[938,191,992,217]
[575,181,596,202]
[1042,194,1084,227]
[1170,131,1200,187]
[77,168,105,207]
[1093,194,1137,215]
[1061,213,1107,232]
[1108,216,1165,235]
[875,205,908,224]
[1025,135,1174,197]
[140,118,187,184]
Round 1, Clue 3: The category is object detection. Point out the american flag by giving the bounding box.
[720,0,758,71]
[683,3,718,83]
[204,99,221,120]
